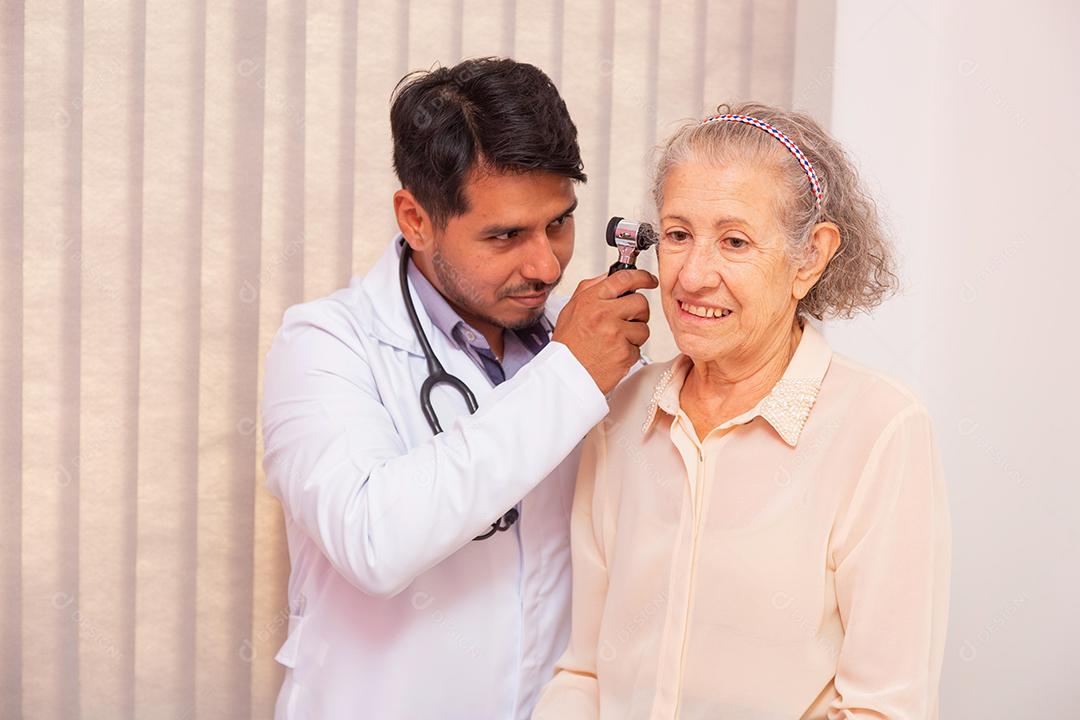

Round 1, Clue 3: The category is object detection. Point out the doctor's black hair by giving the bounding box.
[390,57,586,228]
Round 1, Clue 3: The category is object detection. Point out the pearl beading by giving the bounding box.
[641,366,821,446]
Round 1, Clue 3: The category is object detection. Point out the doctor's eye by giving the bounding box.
[492,230,520,241]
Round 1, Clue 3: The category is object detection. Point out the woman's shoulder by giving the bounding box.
[605,354,684,427]
[821,351,933,431]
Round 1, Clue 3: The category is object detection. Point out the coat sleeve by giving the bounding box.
[828,403,953,719]
[260,299,609,598]
[531,424,610,719]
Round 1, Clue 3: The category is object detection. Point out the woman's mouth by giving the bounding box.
[678,300,733,320]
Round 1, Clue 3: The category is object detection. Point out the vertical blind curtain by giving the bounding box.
[0,0,797,717]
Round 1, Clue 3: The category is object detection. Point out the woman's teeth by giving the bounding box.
[680,301,732,319]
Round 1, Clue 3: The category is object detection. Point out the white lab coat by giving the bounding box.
[260,236,615,719]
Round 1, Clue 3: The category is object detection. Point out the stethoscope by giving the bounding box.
[398,242,519,541]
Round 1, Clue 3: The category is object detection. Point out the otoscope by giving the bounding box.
[606,216,659,275]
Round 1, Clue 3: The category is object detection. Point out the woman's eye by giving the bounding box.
[665,230,691,243]
[725,236,748,249]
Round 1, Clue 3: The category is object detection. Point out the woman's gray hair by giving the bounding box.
[651,101,898,320]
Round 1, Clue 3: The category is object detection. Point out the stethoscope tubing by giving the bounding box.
[398,242,517,541]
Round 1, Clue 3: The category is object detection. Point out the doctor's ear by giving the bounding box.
[393,189,437,252]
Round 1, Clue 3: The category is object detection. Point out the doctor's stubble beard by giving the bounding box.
[432,245,560,331]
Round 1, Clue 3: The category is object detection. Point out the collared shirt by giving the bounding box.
[533,321,952,719]
[404,239,552,386]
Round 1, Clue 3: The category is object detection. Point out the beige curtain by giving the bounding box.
[0,0,797,717]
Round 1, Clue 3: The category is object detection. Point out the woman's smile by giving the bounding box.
[676,299,734,321]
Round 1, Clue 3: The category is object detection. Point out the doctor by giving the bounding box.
[261,57,657,719]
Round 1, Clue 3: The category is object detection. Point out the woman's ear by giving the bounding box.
[393,189,435,252]
[793,221,841,301]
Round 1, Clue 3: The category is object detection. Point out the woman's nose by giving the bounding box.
[677,242,722,292]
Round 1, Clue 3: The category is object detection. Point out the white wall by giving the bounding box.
[819,0,1079,715]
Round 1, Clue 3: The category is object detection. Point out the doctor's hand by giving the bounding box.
[552,268,657,395]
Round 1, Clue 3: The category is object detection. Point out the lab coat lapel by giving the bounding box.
[361,236,495,418]
[362,235,427,357]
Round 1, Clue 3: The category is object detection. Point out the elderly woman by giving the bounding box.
[533,103,951,719]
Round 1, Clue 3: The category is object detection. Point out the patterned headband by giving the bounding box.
[701,113,824,209]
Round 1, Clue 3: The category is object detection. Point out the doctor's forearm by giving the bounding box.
[286,341,609,598]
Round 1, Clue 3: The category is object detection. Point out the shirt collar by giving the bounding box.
[400,236,552,352]
[641,321,833,447]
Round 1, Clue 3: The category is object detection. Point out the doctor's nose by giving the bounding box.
[520,235,562,285]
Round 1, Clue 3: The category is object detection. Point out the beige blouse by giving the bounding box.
[533,322,951,719]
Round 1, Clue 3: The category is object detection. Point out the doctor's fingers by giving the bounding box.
[595,268,657,300]
[620,318,651,347]
[572,273,609,296]
[612,291,650,322]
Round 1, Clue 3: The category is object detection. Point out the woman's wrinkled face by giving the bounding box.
[658,160,801,365]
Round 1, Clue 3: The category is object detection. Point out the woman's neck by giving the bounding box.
[680,317,804,441]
